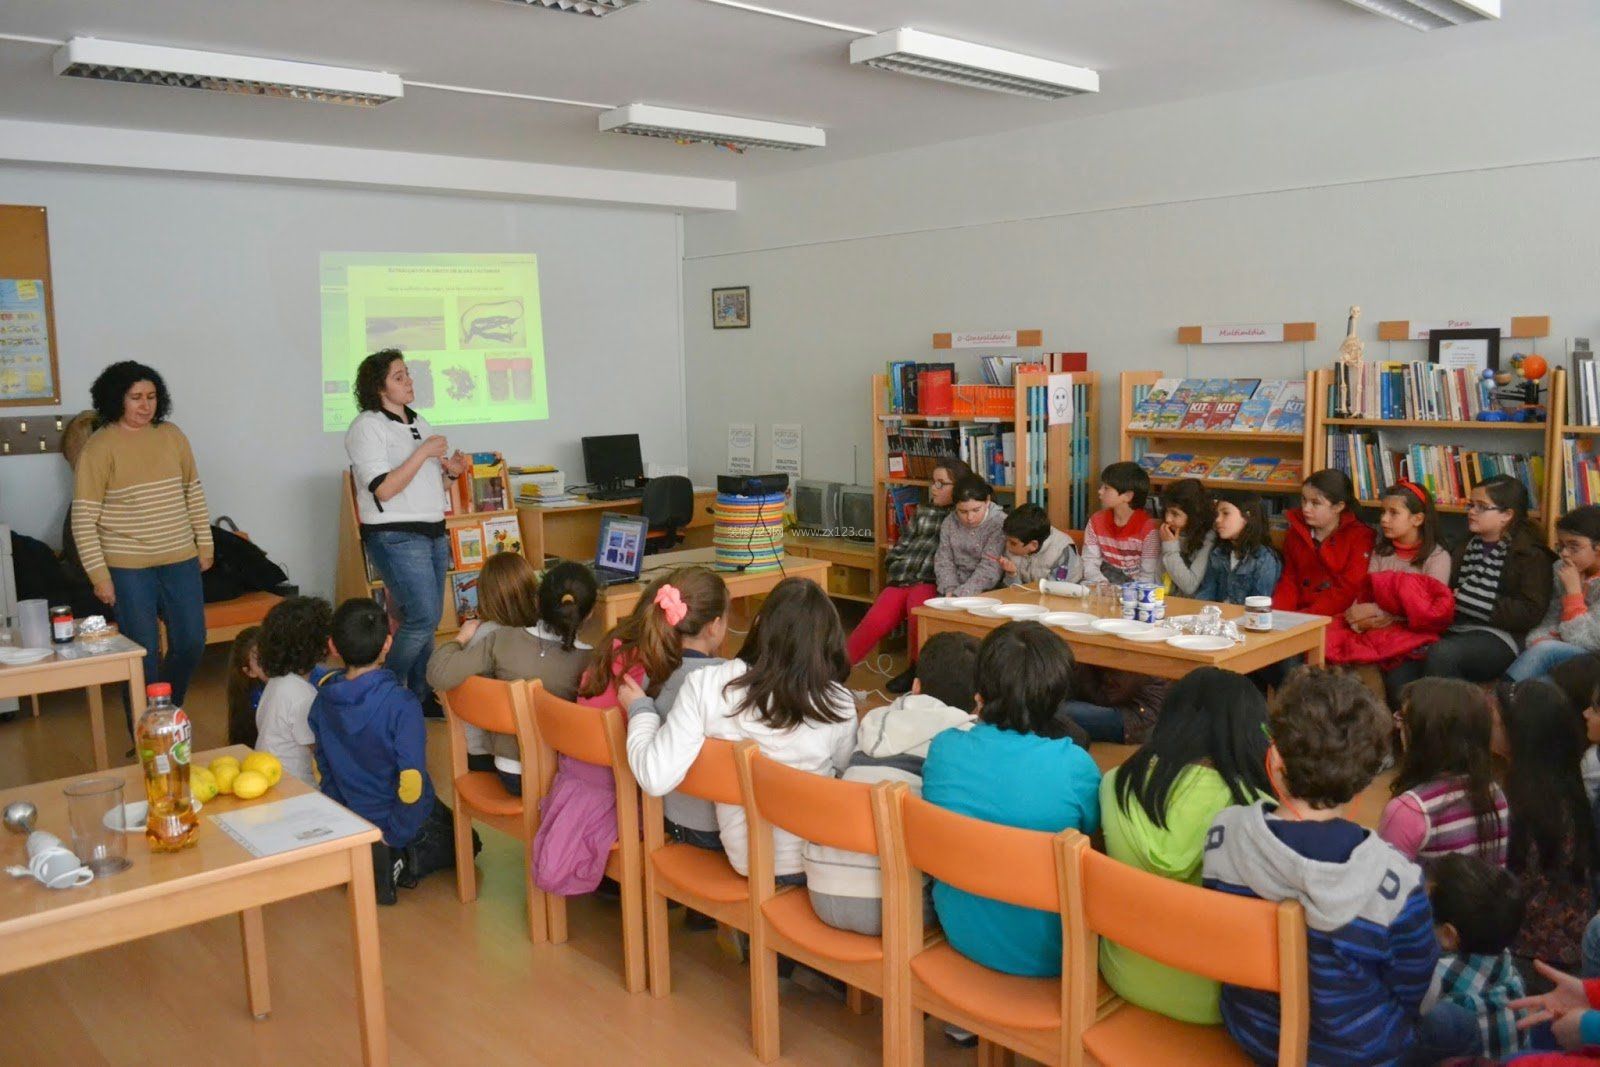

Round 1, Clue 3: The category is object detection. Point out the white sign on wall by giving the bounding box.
[772,423,802,478]
[727,423,756,475]
[1047,373,1074,426]
[1405,319,1513,340]
[1199,323,1286,344]
[951,330,1018,349]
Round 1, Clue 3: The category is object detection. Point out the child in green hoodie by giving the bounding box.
[1099,667,1273,1023]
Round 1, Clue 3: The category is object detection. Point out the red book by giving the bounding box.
[1206,401,1242,430]
[918,367,955,415]
[1179,402,1214,430]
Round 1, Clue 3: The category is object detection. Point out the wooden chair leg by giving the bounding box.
[545,886,569,944]
[618,861,646,994]
[882,993,920,1067]
[846,984,870,1015]
[645,881,672,998]
[521,846,549,944]
[749,921,781,1063]
[977,1038,1015,1067]
[453,808,477,904]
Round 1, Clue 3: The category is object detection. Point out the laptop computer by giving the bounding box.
[591,511,648,587]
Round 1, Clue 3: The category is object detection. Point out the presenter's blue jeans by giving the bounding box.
[362,529,451,700]
[110,558,206,736]
[1507,638,1594,682]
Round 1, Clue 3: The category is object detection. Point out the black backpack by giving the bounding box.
[202,517,289,602]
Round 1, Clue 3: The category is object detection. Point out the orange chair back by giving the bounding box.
[675,738,742,805]
[1078,846,1285,991]
[531,688,613,766]
[749,753,878,856]
[900,791,1061,913]
[442,675,525,734]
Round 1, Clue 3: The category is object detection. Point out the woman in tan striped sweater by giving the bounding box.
[72,361,212,725]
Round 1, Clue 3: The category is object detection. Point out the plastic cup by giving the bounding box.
[63,777,131,876]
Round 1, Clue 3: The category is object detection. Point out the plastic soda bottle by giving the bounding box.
[136,682,198,851]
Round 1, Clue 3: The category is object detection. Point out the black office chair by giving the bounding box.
[641,475,695,554]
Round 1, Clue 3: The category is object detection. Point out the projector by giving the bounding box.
[718,473,789,496]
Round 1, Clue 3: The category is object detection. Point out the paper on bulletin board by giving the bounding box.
[727,423,756,475]
[1047,373,1074,426]
[0,278,55,402]
[772,423,802,478]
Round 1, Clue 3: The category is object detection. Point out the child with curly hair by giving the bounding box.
[255,595,333,783]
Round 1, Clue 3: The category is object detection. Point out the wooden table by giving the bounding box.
[590,547,832,635]
[0,747,387,1064]
[0,636,148,772]
[914,588,1327,679]
[517,490,716,564]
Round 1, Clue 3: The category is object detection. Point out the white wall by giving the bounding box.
[0,164,688,597]
[681,26,1600,486]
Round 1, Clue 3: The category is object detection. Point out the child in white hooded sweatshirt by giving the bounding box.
[804,632,980,934]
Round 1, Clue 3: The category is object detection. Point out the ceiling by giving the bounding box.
[0,0,1595,181]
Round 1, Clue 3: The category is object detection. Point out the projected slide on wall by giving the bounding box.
[320,253,548,432]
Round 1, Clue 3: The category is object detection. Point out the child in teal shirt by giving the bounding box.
[921,620,1100,977]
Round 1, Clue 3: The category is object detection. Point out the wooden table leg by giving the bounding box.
[347,846,389,1067]
[239,906,271,1019]
[85,685,109,771]
[126,659,148,731]
[1305,632,1326,667]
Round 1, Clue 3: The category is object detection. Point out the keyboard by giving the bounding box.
[587,487,645,501]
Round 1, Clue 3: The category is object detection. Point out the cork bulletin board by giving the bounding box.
[0,204,61,406]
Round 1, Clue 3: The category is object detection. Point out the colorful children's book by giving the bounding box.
[1221,379,1262,404]
[451,525,485,569]
[1155,454,1194,477]
[1197,379,1232,400]
[481,514,522,556]
[1144,377,1184,405]
[1233,380,1287,431]
[1206,401,1242,430]
[1239,457,1281,482]
[1128,397,1163,430]
[1179,402,1215,430]
[450,572,480,621]
[1137,452,1167,473]
[1170,379,1206,404]
[1211,456,1251,481]
[1262,381,1308,433]
[1181,455,1220,477]
[1267,461,1305,485]
[1153,402,1189,429]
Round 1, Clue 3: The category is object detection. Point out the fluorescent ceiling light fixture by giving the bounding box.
[500,0,647,13]
[599,104,825,151]
[52,37,403,106]
[1333,0,1499,30]
[849,28,1098,100]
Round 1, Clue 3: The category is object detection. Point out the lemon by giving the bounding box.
[242,752,283,787]
[189,765,219,803]
[232,770,270,800]
[212,761,241,795]
[210,755,241,774]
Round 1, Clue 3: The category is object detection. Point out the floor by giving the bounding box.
[0,632,1389,1066]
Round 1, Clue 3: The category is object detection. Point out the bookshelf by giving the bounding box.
[1309,366,1564,542]
[1551,366,1600,519]
[871,369,1098,566]
[335,464,517,639]
[1118,370,1317,496]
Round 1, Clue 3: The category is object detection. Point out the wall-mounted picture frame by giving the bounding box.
[1428,327,1500,375]
[712,286,750,329]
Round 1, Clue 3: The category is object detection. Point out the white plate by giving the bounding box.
[923,597,965,611]
[967,605,1006,618]
[0,647,53,666]
[1167,634,1234,652]
[1090,618,1151,636]
[1041,611,1097,629]
[989,604,1050,620]
[105,798,203,833]
[1121,627,1178,643]
[947,596,1001,610]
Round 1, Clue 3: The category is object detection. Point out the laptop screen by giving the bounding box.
[594,512,647,576]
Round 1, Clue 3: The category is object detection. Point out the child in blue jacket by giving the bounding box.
[1194,493,1283,604]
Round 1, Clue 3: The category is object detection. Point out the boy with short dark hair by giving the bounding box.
[1427,853,1527,1059]
[311,598,469,904]
[997,503,1082,586]
[805,631,980,935]
[1082,461,1160,584]
[1203,667,1474,1066]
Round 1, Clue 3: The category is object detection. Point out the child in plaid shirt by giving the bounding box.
[1426,853,1528,1059]
[845,456,972,693]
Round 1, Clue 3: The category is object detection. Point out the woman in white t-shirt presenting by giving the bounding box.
[344,350,470,707]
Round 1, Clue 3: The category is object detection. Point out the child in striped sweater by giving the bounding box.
[1081,462,1160,585]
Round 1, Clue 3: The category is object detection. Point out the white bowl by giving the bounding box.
[1090,619,1152,636]
[989,604,1050,620]
[106,798,203,833]
[1167,634,1234,652]
[1040,611,1097,629]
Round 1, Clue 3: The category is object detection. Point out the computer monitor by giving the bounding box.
[581,434,644,489]
[593,512,647,579]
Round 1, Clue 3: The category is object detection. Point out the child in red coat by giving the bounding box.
[1274,468,1375,617]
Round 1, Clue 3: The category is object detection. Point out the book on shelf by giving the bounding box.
[1563,436,1600,510]
[1261,382,1307,433]
[1137,452,1166,473]
[883,483,922,542]
[451,525,485,570]
[1568,338,1596,427]
[886,424,961,480]
[1196,379,1231,401]
[1179,402,1215,430]
[1220,379,1261,404]
[470,453,508,511]
[450,572,480,622]
[481,514,522,557]
[1210,456,1251,481]
[885,361,959,415]
[1232,380,1287,432]
[1239,457,1281,482]
[957,425,1013,487]
[1170,379,1206,404]
[1144,377,1183,405]
[1128,395,1163,430]
[1180,455,1220,478]
[1153,402,1188,430]
[1327,429,1544,506]
[1330,360,1505,422]
[1042,352,1089,373]
[1206,401,1242,430]
[1155,454,1193,477]
[1266,461,1305,485]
